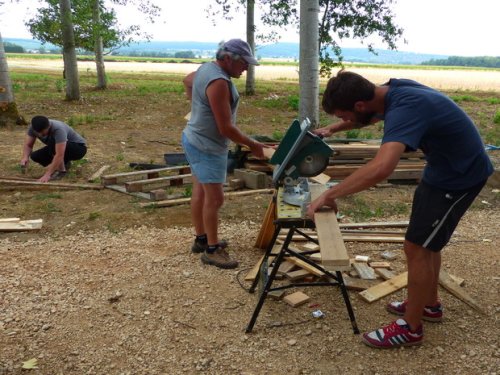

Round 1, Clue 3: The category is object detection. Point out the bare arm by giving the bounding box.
[306,141,406,217]
[20,135,36,165]
[183,71,196,101]
[38,142,66,182]
[314,118,380,138]
[206,79,265,158]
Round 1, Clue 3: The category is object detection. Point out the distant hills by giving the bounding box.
[5,37,448,65]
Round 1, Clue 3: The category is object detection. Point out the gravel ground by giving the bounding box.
[1,207,499,375]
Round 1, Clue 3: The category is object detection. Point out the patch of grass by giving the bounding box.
[450,94,480,103]
[272,130,284,141]
[34,193,63,200]
[343,197,409,222]
[487,97,500,105]
[88,212,101,221]
[68,114,96,127]
[287,94,299,111]
[494,109,500,124]
[182,186,192,197]
[344,129,375,139]
[116,153,124,161]
[43,202,62,213]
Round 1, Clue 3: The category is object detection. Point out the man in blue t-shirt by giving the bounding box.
[308,70,493,349]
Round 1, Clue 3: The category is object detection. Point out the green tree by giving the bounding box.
[27,0,160,89]
[209,0,404,75]
[60,0,80,100]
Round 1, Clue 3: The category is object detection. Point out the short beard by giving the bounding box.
[355,110,377,125]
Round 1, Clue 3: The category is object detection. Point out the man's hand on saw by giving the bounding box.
[249,140,267,159]
[306,193,338,220]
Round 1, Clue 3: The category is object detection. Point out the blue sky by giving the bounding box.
[2,0,499,57]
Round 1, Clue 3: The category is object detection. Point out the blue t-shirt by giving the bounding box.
[382,79,493,190]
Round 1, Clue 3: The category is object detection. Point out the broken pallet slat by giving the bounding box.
[359,272,408,303]
[439,270,485,314]
[285,269,313,281]
[341,274,378,291]
[0,218,21,223]
[286,255,325,277]
[374,268,397,280]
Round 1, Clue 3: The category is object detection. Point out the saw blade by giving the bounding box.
[297,153,329,177]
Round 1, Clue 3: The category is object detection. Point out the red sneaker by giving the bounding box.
[362,319,423,349]
[386,300,443,322]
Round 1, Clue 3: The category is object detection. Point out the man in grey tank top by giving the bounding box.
[20,115,87,182]
[182,39,268,269]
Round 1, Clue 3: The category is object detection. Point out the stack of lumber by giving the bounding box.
[243,141,426,183]
[0,218,43,232]
[101,165,192,200]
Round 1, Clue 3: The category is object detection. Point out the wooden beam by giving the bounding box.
[310,185,350,271]
[0,219,43,232]
[140,189,274,208]
[0,179,103,190]
[254,196,277,249]
[359,272,408,303]
[439,270,486,314]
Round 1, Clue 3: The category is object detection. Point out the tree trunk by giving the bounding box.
[60,0,80,101]
[245,0,256,95]
[299,0,320,127]
[92,0,107,89]
[0,31,25,127]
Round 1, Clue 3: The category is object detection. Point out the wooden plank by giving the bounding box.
[286,269,313,281]
[141,189,274,208]
[254,196,277,249]
[286,256,325,277]
[338,221,409,229]
[276,260,297,276]
[310,185,350,271]
[87,165,110,182]
[101,165,190,185]
[105,184,151,200]
[374,268,397,280]
[352,263,377,280]
[283,291,310,307]
[359,272,408,303]
[0,218,20,223]
[125,174,192,192]
[369,261,392,269]
[0,219,43,232]
[342,274,378,291]
[244,253,278,282]
[439,270,485,314]
[0,179,103,190]
[296,242,320,252]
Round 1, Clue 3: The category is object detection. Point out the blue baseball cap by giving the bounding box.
[223,39,259,65]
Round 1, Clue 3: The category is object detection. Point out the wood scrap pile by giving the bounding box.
[0,218,43,232]
[243,141,426,183]
[246,221,485,314]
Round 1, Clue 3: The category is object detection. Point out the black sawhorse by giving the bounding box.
[245,217,360,334]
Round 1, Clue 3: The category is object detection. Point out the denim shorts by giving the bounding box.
[181,133,227,184]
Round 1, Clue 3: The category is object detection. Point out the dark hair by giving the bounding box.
[322,70,376,113]
[31,116,50,133]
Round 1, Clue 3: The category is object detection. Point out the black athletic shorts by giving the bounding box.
[405,179,487,252]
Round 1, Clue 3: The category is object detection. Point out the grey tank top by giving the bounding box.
[182,62,239,154]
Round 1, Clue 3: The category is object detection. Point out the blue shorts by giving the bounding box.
[181,133,227,184]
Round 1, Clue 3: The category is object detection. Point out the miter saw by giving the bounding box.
[269,118,333,213]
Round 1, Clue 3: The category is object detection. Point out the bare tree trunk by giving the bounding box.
[299,0,320,127]
[245,0,256,95]
[60,0,80,101]
[92,0,107,89]
[0,31,25,126]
